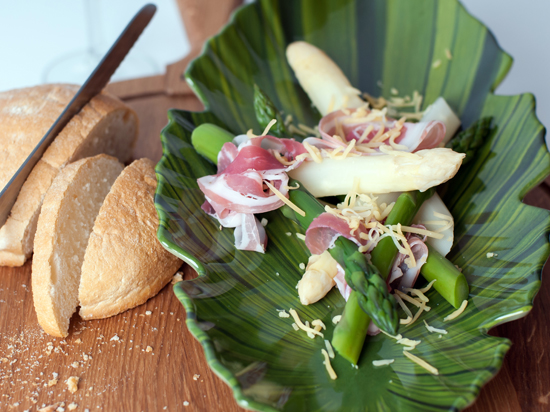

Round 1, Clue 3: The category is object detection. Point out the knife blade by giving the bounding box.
[0,3,157,227]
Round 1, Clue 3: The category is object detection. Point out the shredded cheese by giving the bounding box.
[445,48,453,60]
[324,340,335,359]
[321,349,338,380]
[444,300,468,321]
[419,279,437,294]
[433,59,442,69]
[373,359,395,366]
[400,316,412,325]
[403,350,439,375]
[332,315,342,325]
[303,141,323,163]
[404,288,430,303]
[289,309,324,337]
[312,319,326,330]
[291,323,299,331]
[261,119,277,136]
[288,124,308,136]
[296,233,306,241]
[424,320,448,335]
[298,123,319,136]
[264,181,305,217]
[396,337,421,351]
[408,301,429,326]
[395,290,424,309]
[394,293,413,318]
[277,310,290,318]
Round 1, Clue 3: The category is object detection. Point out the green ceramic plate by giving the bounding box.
[154,0,550,410]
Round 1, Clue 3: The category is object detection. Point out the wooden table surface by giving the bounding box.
[1,2,550,410]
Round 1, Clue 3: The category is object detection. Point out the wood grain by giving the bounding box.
[0,80,548,412]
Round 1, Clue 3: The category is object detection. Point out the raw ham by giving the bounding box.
[312,109,446,154]
[388,227,429,290]
[198,137,300,253]
[305,213,371,255]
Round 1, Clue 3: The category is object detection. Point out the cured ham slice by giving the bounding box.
[313,109,446,155]
[199,138,298,253]
[305,213,371,255]
[388,228,429,290]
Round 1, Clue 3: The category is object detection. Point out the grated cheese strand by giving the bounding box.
[394,293,413,318]
[261,119,277,136]
[419,279,437,294]
[396,337,421,351]
[289,309,324,337]
[312,319,326,330]
[404,288,430,303]
[373,359,395,367]
[324,340,335,359]
[443,300,468,322]
[321,349,338,380]
[403,350,439,375]
[407,301,428,327]
[424,320,448,335]
[303,141,323,163]
[394,290,423,309]
[332,315,342,325]
[264,181,305,217]
[400,316,413,325]
[277,310,290,318]
[296,233,306,241]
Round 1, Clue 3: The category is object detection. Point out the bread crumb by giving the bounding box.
[67,376,79,393]
[48,378,58,387]
[145,311,152,316]
[183,401,189,406]
[110,334,120,341]
[68,402,78,410]
[71,361,79,368]
[75,338,82,344]
[171,272,183,284]
[146,346,153,353]
[193,374,200,381]
[38,404,59,412]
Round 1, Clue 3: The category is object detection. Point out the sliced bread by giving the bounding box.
[79,158,182,320]
[32,155,124,337]
[0,84,138,267]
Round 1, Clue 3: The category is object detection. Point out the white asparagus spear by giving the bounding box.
[288,148,465,197]
[415,193,454,256]
[421,97,461,144]
[286,41,364,116]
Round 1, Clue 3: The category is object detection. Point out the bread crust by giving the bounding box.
[79,159,182,319]
[0,84,138,267]
[32,155,123,337]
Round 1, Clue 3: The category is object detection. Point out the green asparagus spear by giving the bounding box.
[253,84,287,137]
[191,123,234,164]
[420,244,469,309]
[370,189,435,279]
[449,117,493,164]
[286,182,398,362]
[344,250,399,335]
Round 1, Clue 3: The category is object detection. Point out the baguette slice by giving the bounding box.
[0,84,138,267]
[79,159,182,320]
[32,155,124,337]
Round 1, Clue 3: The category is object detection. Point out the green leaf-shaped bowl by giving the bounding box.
[154,0,550,410]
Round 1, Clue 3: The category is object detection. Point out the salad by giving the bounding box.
[190,41,493,376]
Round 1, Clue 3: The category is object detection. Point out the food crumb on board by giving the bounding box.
[66,376,79,393]
[75,338,82,344]
[172,272,184,284]
[183,401,190,406]
[110,334,120,342]
[146,346,153,353]
[68,402,78,411]
[193,374,200,381]
[145,311,152,316]
[71,361,79,368]
[486,252,498,258]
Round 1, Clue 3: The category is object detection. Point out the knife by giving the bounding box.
[0,3,157,227]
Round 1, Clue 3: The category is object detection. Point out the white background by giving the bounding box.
[1,0,549,131]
